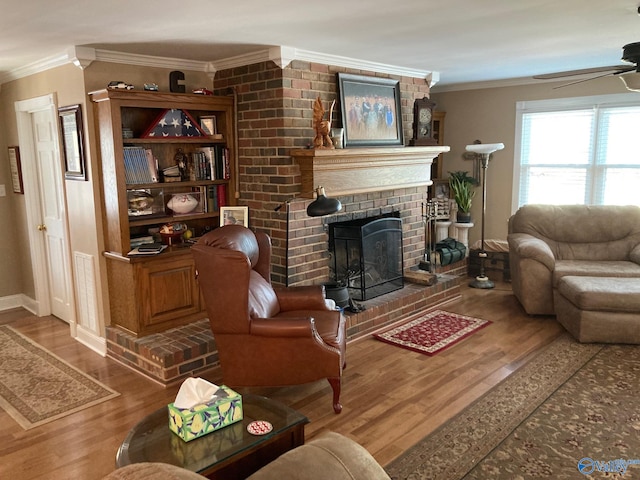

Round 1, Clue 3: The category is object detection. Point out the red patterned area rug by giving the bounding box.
[373,310,491,356]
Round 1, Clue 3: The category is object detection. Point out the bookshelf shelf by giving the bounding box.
[124,137,224,144]
[90,89,237,336]
[129,212,219,228]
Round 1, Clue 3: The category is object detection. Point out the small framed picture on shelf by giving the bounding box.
[431,179,451,200]
[199,115,217,135]
[220,206,249,227]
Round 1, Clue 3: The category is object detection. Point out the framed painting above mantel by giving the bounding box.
[337,73,404,148]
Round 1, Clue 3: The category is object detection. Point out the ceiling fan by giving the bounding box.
[533,42,640,91]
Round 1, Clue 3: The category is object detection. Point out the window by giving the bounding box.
[514,94,640,209]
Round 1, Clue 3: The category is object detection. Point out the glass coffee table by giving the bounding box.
[116,394,309,479]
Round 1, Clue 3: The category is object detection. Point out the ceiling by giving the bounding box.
[2,0,640,88]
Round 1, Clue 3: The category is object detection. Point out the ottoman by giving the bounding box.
[554,276,640,344]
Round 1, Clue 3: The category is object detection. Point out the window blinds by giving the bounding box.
[518,105,640,207]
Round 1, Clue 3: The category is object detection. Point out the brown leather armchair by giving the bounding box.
[191,225,346,413]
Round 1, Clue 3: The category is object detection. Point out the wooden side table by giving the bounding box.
[115,394,308,479]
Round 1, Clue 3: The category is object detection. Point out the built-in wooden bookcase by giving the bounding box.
[90,89,236,336]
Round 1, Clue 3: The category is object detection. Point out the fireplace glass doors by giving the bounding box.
[330,215,403,301]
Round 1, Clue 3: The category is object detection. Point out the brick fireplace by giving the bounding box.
[212,61,463,348]
[105,59,466,386]
[284,146,448,287]
[211,60,437,285]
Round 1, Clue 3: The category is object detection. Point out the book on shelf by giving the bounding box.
[196,147,216,180]
[137,242,165,252]
[145,149,159,183]
[190,150,212,181]
[205,145,225,181]
[202,184,227,212]
[217,184,227,208]
[130,235,155,247]
[123,147,158,184]
[207,185,217,212]
[127,244,168,256]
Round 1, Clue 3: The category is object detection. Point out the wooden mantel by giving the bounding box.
[291,146,450,198]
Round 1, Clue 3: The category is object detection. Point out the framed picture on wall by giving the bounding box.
[220,206,249,227]
[337,73,404,148]
[8,146,24,194]
[58,104,87,181]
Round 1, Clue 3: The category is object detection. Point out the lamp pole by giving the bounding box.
[471,153,492,288]
[465,143,504,289]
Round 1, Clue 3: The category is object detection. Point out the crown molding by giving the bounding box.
[94,49,210,71]
[430,75,543,93]
[0,47,214,85]
[0,45,438,86]
[212,46,437,83]
[0,51,71,84]
[69,46,96,69]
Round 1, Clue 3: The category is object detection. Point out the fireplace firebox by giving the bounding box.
[329,214,403,301]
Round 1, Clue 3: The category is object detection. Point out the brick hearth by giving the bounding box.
[105,262,465,385]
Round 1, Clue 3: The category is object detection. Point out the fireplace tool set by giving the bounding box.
[419,199,439,277]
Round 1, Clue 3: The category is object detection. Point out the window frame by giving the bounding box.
[512,92,640,212]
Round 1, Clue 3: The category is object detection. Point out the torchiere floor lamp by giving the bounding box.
[465,142,504,289]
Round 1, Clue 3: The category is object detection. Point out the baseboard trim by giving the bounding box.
[0,294,37,314]
[75,324,107,357]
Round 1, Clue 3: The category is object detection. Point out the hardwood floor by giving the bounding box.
[0,280,564,480]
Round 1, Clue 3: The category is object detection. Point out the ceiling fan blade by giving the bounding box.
[533,65,634,80]
[551,70,631,89]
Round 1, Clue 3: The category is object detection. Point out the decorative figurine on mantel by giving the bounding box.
[313,96,336,149]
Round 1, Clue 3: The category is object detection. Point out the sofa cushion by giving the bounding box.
[509,204,640,261]
[552,260,640,287]
[102,463,205,480]
[558,276,640,312]
[246,432,390,480]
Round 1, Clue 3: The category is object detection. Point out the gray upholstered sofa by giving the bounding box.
[508,204,640,316]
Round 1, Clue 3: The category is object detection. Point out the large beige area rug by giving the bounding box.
[0,325,119,429]
[386,334,640,479]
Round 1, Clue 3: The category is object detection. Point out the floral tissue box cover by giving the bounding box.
[168,385,243,442]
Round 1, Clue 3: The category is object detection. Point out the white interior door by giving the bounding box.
[32,109,74,322]
[15,95,74,324]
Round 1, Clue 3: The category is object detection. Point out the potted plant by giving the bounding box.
[449,171,477,223]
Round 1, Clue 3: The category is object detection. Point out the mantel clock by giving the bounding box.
[410,97,438,146]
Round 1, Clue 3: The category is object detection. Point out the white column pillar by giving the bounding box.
[452,222,474,256]
[435,221,452,242]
